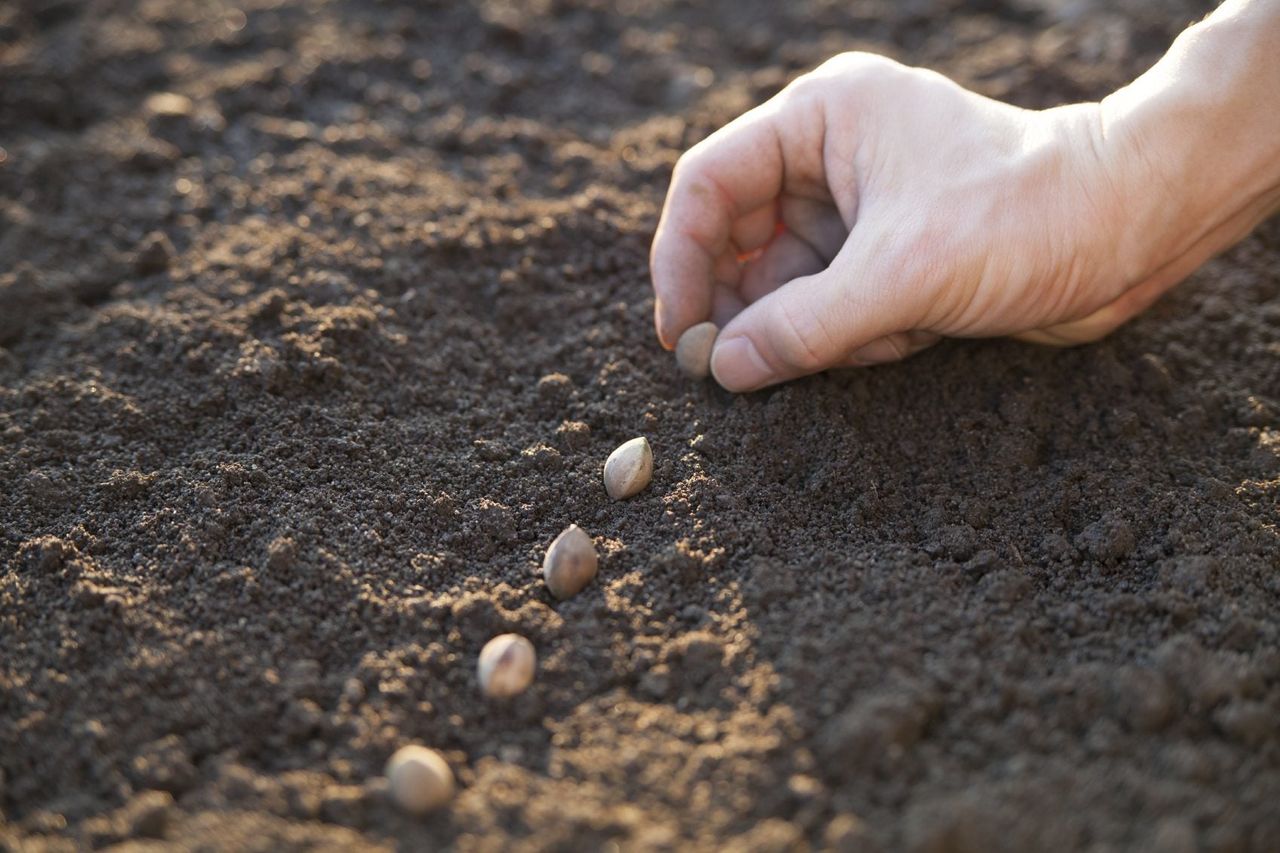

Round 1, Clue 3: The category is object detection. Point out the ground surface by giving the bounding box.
[3,0,1279,850]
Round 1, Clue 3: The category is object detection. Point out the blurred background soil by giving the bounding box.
[3,0,1279,850]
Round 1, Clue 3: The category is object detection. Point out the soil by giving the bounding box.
[3,0,1279,850]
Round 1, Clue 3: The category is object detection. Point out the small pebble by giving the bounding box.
[542,524,598,600]
[143,92,194,118]
[675,321,718,379]
[127,790,174,839]
[385,745,454,814]
[556,419,590,451]
[478,634,536,698]
[603,436,652,500]
[133,231,175,275]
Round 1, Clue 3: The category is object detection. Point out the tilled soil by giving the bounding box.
[3,0,1279,850]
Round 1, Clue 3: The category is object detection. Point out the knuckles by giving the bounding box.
[784,52,901,103]
[813,51,899,83]
[768,295,838,373]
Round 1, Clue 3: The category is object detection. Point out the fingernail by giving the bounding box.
[711,336,773,391]
[654,299,674,350]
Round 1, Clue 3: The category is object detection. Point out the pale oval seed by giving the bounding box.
[543,524,598,600]
[386,745,455,814]
[603,436,653,500]
[478,633,536,698]
[675,321,718,379]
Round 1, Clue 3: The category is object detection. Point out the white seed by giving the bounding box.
[603,436,653,500]
[478,634,536,698]
[675,321,718,379]
[385,745,454,814]
[542,524,598,600]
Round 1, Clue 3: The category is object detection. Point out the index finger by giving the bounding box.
[650,103,787,348]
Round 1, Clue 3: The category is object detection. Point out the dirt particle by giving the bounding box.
[130,735,196,794]
[133,231,175,275]
[126,790,174,839]
[1110,666,1176,733]
[536,372,574,410]
[70,579,127,611]
[342,678,366,704]
[281,699,324,741]
[662,632,727,695]
[1158,555,1218,594]
[1074,515,1135,565]
[99,468,156,497]
[520,443,562,472]
[1213,700,1275,746]
[825,813,881,853]
[743,555,797,608]
[649,540,712,590]
[963,549,1003,579]
[556,419,591,450]
[470,498,515,553]
[17,535,77,572]
[936,524,977,561]
[473,439,511,463]
[978,568,1030,603]
[818,689,938,777]
[283,659,323,698]
[638,666,672,700]
[1039,533,1077,562]
[1135,352,1174,392]
[1147,817,1198,853]
[320,784,371,827]
[1154,636,1240,711]
[734,817,804,851]
[449,592,504,643]
[266,535,299,573]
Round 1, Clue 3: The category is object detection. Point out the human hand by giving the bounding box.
[650,42,1279,392]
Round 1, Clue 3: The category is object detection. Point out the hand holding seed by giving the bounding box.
[651,46,1280,391]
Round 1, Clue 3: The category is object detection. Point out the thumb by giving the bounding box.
[710,235,923,391]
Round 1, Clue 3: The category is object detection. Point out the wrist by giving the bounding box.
[1099,0,1280,284]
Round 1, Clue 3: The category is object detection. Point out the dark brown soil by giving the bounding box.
[3,0,1279,850]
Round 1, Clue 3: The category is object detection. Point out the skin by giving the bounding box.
[650,0,1280,392]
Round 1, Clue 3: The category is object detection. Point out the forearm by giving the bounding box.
[1101,0,1280,282]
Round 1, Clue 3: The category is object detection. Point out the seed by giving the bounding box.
[385,745,454,814]
[478,633,536,698]
[675,321,718,379]
[603,436,652,500]
[543,524,598,600]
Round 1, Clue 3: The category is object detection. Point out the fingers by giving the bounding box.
[730,203,780,257]
[650,106,788,348]
[710,284,747,327]
[740,197,847,303]
[710,231,926,391]
[739,229,827,303]
[779,195,849,261]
